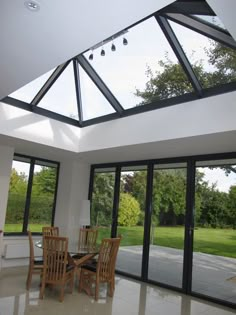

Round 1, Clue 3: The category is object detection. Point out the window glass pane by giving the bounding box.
[10,69,55,103]
[4,161,30,233]
[193,161,236,303]
[91,170,115,242]
[117,167,147,277]
[192,15,227,31]
[79,66,115,120]
[148,163,187,288]
[28,164,57,232]
[38,62,79,119]
[169,20,236,88]
[84,17,193,109]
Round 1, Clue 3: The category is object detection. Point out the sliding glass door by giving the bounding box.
[90,168,116,242]
[192,159,236,304]
[116,166,147,277]
[148,163,187,288]
[90,155,236,308]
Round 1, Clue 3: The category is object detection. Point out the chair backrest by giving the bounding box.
[42,226,59,236]
[97,237,121,281]
[42,236,68,282]
[78,228,98,250]
[28,230,35,263]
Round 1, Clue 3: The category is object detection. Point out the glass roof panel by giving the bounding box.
[169,20,236,89]
[79,66,116,121]
[37,62,79,119]
[10,68,55,103]
[84,16,193,110]
[192,15,227,31]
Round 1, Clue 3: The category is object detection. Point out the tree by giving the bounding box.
[91,173,115,226]
[32,167,57,195]
[135,42,236,104]
[118,193,141,227]
[227,185,236,228]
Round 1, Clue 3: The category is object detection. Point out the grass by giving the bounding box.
[4,224,49,233]
[98,226,236,259]
[4,224,236,259]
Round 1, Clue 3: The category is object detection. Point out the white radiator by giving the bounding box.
[4,243,29,259]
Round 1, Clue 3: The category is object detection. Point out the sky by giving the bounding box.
[198,167,236,193]
[9,15,220,121]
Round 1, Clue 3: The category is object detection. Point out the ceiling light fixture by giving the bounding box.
[89,51,93,60]
[111,43,116,52]
[24,0,40,12]
[101,48,105,56]
[123,37,128,45]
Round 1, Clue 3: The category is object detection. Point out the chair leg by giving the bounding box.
[78,269,84,292]
[95,278,99,301]
[39,281,45,299]
[26,268,32,290]
[69,273,74,293]
[59,286,65,302]
[108,280,114,297]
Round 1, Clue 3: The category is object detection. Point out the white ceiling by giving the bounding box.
[0,0,172,99]
[1,129,236,165]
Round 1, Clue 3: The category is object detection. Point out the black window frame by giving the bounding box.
[4,153,60,236]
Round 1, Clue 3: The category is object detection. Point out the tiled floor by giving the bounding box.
[0,266,235,315]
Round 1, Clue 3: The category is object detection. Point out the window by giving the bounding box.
[4,154,59,234]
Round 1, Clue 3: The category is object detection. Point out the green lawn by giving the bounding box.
[98,226,236,259]
[4,224,236,259]
[4,224,49,233]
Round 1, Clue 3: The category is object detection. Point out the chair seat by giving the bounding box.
[82,261,97,272]
[34,258,43,265]
[66,264,75,272]
[71,253,84,259]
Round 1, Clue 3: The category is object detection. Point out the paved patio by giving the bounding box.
[116,245,236,304]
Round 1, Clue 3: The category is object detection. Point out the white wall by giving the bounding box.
[79,91,236,153]
[54,160,90,251]
[0,145,14,269]
[0,145,14,231]
[0,102,80,152]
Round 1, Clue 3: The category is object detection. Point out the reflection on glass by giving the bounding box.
[38,62,79,119]
[116,167,147,277]
[79,66,115,120]
[169,20,236,88]
[10,68,55,103]
[192,161,236,304]
[28,164,57,232]
[192,15,227,31]
[84,17,191,109]
[4,161,30,233]
[148,164,187,288]
[91,170,115,242]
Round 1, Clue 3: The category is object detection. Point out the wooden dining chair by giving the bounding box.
[78,236,121,301]
[26,231,44,290]
[39,236,75,302]
[42,226,59,236]
[78,228,98,250]
[72,228,98,278]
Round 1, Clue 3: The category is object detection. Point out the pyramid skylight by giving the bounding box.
[3,0,236,128]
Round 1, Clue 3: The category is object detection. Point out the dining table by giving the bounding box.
[35,239,99,267]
